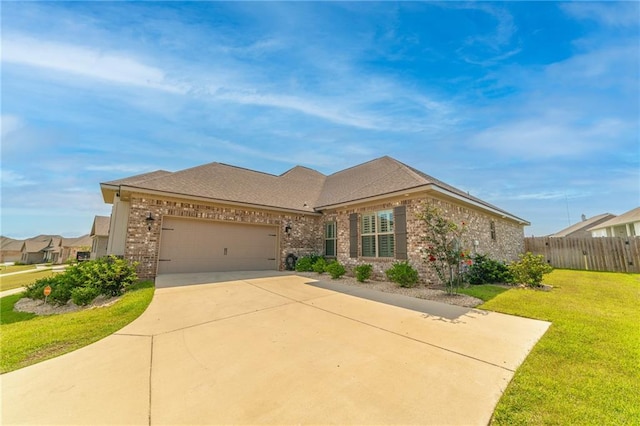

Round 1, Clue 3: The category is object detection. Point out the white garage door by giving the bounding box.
[157,217,279,274]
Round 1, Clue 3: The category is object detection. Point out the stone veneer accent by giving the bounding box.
[122,193,524,282]
[325,194,524,284]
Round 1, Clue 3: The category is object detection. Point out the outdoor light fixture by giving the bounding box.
[145,212,155,231]
[285,223,292,235]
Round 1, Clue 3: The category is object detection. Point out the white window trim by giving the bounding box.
[361,210,395,258]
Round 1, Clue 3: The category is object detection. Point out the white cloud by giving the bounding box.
[1,115,24,139]
[2,35,186,93]
[1,170,36,187]
[214,90,383,130]
[469,117,628,159]
[561,2,640,28]
[85,164,159,174]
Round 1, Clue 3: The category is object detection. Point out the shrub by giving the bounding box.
[312,257,327,274]
[325,261,346,279]
[25,276,58,300]
[385,261,420,288]
[71,285,101,306]
[77,256,138,296]
[23,256,138,304]
[467,254,513,285]
[354,264,373,283]
[294,254,321,272]
[509,252,553,288]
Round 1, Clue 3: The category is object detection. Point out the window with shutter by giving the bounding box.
[361,210,394,258]
[324,221,337,257]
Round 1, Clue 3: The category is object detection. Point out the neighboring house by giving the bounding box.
[15,234,92,264]
[549,213,616,238]
[99,156,529,281]
[90,216,110,259]
[0,238,24,263]
[42,237,63,264]
[589,207,640,238]
[61,234,92,263]
[20,237,51,264]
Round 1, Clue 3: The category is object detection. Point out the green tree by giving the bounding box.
[418,205,471,294]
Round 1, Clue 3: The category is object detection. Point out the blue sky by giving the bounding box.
[2,1,638,239]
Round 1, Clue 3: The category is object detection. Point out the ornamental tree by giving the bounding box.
[418,205,471,294]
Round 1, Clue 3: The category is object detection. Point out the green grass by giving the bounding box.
[481,270,640,425]
[0,281,155,373]
[0,270,55,291]
[0,265,36,275]
[0,293,36,324]
[458,284,510,302]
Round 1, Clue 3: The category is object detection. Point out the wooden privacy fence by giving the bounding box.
[524,237,640,273]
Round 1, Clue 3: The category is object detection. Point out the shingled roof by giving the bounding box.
[91,216,110,237]
[549,213,616,237]
[101,156,527,222]
[588,207,640,231]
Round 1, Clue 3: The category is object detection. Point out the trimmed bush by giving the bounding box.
[294,254,321,272]
[71,286,101,306]
[509,252,553,287]
[312,257,327,274]
[467,254,513,285]
[354,264,373,282]
[385,261,419,288]
[24,256,138,305]
[325,261,346,279]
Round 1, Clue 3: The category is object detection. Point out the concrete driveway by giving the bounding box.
[1,273,550,425]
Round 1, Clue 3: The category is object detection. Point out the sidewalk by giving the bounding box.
[0,265,66,298]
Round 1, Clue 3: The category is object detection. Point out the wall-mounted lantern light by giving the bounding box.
[285,223,292,235]
[145,212,155,231]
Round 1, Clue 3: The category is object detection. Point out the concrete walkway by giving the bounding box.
[1,273,550,425]
[0,265,68,298]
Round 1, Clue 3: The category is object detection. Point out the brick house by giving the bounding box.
[99,156,528,281]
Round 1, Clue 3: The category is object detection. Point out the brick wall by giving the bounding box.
[324,194,525,284]
[125,195,321,279]
[122,193,524,282]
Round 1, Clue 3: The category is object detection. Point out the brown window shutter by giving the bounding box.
[349,213,358,258]
[394,205,407,259]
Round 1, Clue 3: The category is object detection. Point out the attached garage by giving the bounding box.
[157,217,279,275]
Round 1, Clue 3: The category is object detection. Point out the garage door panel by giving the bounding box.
[158,218,278,274]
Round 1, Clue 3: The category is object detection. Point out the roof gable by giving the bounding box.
[22,239,51,253]
[91,216,110,237]
[316,156,425,207]
[113,162,325,213]
[549,213,616,237]
[589,207,640,231]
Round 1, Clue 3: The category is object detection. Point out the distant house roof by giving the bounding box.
[21,240,51,254]
[1,239,24,251]
[549,213,616,237]
[62,234,92,248]
[91,216,110,237]
[588,207,640,231]
[101,156,528,224]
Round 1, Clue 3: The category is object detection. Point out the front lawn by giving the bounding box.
[0,281,154,373]
[0,264,36,275]
[0,270,55,291]
[481,270,640,425]
[458,284,510,302]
